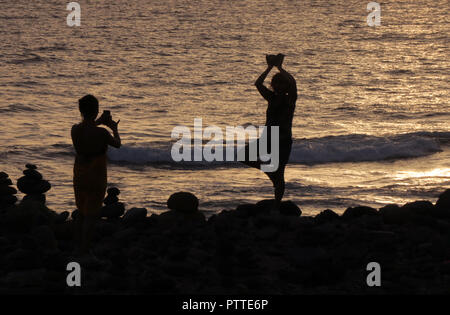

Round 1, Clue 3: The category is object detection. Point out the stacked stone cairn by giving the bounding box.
[17,164,51,204]
[0,172,17,210]
[101,187,125,219]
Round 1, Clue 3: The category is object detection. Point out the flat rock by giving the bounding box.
[17,177,51,195]
[343,206,378,220]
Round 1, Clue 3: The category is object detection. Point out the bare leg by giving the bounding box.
[266,165,286,211]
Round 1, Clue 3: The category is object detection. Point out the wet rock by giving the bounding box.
[315,209,340,224]
[123,207,147,225]
[167,192,199,213]
[280,201,302,217]
[342,206,378,220]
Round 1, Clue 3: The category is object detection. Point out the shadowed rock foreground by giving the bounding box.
[1,169,449,294]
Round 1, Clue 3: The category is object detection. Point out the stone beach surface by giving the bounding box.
[0,166,449,294]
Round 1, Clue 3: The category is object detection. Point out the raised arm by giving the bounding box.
[255,65,274,101]
[103,120,121,148]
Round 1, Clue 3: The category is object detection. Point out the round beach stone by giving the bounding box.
[280,200,302,217]
[0,185,17,196]
[315,209,340,224]
[123,207,147,224]
[167,192,199,213]
[342,206,378,220]
[104,194,119,206]
[17,177,51,195]
[0,172,9,179]
[25,164,37,170]
[0,178,13,186]
[107,187,121,197]
[0,194,17,207]
[23,169,43,180]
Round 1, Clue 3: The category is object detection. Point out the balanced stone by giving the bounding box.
[17,165,51,196]
[0,172,18,209]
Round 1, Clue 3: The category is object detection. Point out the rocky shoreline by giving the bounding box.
[0,166,450,294]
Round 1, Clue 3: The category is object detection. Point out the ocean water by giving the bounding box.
[0,0,448,216]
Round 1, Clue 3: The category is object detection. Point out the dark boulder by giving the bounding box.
[379,204,406,224]
[279,201,302,217]
[315,209,340,224]
[343,206,378,220]
[435,189,450,212]
[401,200,434,216]
[167,192,199,213]
[235,204,258,217]
[123,207,147,225]
[255,200,274,214]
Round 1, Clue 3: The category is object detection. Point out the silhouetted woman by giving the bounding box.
[71,95,121,256]
[242,54,297,211]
